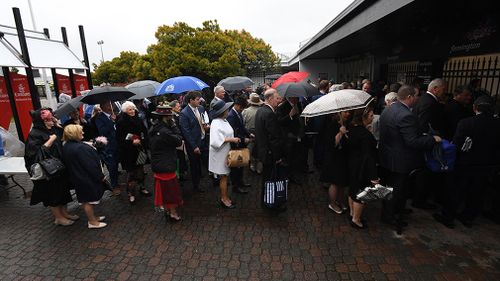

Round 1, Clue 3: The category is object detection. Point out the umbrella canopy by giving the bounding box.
[126,80,160,100]
[217,76,254,91]
[264,74,282,80]
[53,95,84,118]
[81,86,134,105]
[276,82,319,98]
[155,76,209,95]
[301,89,374,118]
[271,71,309,88]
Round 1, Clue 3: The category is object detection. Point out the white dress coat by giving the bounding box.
[209,118,234,175]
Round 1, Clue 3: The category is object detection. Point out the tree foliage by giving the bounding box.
[92,20,280,86]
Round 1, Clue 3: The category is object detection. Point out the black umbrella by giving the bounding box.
[276,82,319,98]
[81,86,134,105]
[217,76,254,91]
[265,74,282,80]
[53,95,84,118]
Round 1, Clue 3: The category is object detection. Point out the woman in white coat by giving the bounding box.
[209,100,241,209]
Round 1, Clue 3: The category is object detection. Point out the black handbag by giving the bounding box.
[38,148,65,176]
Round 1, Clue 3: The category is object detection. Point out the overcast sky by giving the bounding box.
[1,0,353,69]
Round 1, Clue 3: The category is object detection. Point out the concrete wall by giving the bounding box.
[299,58,337,82]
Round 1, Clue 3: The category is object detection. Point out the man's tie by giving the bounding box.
[194,108,205,138]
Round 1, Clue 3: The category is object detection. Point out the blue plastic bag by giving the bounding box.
[425,139,456,172]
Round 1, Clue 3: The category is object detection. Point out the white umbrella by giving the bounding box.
[301,89,373,118]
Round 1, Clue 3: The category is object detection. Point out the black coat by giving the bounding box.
[148,120,183,173]
[379,102,436,174]
[276,101,304,139]
[453,113,500,169]
[320,117,349,186]
[413,92,446,135]
[227,108,250,149]
[348,125,378,192]
[116,113,148,171]
[443,99,473,140]
[62,141,104,203]
[254,104,285,165]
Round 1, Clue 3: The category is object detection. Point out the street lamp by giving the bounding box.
[97,40,104,63]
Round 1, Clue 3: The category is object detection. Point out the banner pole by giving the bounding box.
[12,7,41,110]
[78,25,93,89]
[2,67,25,142]
[61,27,77,98]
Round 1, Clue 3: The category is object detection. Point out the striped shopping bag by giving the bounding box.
[263,178,288,208]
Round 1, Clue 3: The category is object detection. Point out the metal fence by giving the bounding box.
[442,54,500,102]
[247,70,283,88]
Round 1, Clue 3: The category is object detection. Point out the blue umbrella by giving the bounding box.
[155,76,209,95]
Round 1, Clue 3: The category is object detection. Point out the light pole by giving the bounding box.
[97,40,104,63]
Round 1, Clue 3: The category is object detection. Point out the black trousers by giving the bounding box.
[442,168,490,221]
[186,149,202,190]
[381,169,410,221]
[230,167,244,188]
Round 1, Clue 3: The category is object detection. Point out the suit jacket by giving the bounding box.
[379,101,436,174]
[94,112,117,154]
[443,99,473,140]
[227,108,250,148]
[179,105,206,151]
[453,113,500,169]
[276,101,304,139]
[413,92,446,135]
[254,104,285,165]
[209,97,222,111]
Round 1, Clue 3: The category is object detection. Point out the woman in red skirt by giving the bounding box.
[148,105,184,221]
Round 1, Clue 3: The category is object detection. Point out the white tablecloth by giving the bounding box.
[0,157,28,175]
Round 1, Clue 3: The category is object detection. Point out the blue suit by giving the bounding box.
[226,108,250,189]
[179,105,206,190]
[94,112,118,188]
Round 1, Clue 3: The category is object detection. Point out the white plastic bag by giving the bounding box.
[0,127,25,157]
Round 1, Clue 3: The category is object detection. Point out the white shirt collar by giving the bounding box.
[188,104,198,112]
[103,111,111,119]
[264,103,275,112]
[426,91,438,101]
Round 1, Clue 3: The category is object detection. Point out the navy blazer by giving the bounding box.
[179,105,206,150]
[94,112,117,154]
[379,101,436,174]
[227,108,250,148]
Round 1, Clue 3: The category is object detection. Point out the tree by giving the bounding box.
[92,20,280,86]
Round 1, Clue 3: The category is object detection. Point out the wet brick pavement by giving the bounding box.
[1,166,499,281]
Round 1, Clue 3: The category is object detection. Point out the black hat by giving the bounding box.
[473,95,493,106]
[209,100,233,120]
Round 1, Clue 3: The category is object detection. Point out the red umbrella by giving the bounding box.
[271,71,309,88]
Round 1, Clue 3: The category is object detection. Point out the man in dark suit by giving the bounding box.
[94,100,120,195]
[412,78,447,209]
[434,95,500,228]
[210,86,226,111]
[255,89,286,210]
[179,91,208,192]
[227,96,252,193]
[379,85,440,229]
[443,85,473,140]
[276,96,306,183]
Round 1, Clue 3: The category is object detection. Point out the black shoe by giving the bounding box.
[220,200,236,209]
[456,215,473,228]
[350,220,367,230]
[233,187,249,194]
[168,215,182,223]
[433,213,455,229]
[412,202,437,210]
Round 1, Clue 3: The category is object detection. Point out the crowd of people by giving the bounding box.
[21,77,500,231]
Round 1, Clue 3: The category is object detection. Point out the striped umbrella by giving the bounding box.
[301,89,373,118]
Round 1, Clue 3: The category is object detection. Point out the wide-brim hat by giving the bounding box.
[152,105,173,116]
[248,93,263,105]
[210,100,233,120]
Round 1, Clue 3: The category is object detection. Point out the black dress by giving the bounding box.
[62,141,105,203]
[347,125,378,202]
[319,118,349,186]
[115,113,148,171]
[24,122,72,207]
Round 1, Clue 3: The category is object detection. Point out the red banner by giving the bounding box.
[73,74,89,96]
[55,74,72,95]
[0,76,13,130]
[9,73,33,141]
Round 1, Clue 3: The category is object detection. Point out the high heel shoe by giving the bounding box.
[54,219,75,226]
[220,200,236,209]
[168,215,181,223]
[350,220,367,230]
[88,222,107,229]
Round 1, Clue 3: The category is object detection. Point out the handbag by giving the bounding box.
[38,148,65,177]
[227,148,250,168]
[263,164,288,208]
[136,148,148,165]
[30,163,48,181]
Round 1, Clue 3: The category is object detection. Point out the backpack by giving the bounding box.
[425,139,456,172]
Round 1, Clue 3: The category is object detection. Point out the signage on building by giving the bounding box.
[8,73,33,141]
[55,74,72,95]
[0,76,12,130]
[73,74,89,96]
